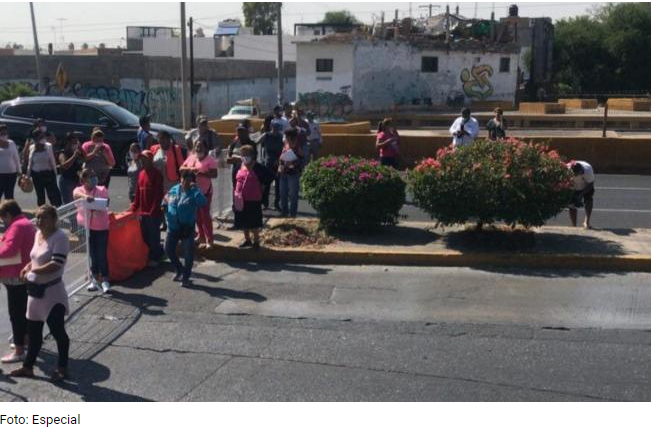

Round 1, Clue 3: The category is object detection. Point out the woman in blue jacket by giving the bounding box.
[163,170,207,287]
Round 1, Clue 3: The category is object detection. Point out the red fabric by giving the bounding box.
[107,212,149,282]
[130,167,164,217]
[0,215,35,278]
[150,144,184,183]
[377,130,400,158]
[235,166,262,201]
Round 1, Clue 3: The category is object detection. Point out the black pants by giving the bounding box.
[380,156,398,169]
[24,304,69,369]
[5,284,27,346]
[31,170,62,207]
[0,172,17,200]
[89,229,109,277]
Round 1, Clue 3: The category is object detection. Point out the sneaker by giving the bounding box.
[101,281,111,293]
[180,278,192,288]
[172,273,183,282]
[86,280,99,292]
[1,352,26,364]
[238,240,253,249]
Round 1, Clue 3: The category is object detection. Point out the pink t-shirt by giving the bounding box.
[181,153,218,195]
[74,185,110,231]
[377,130,400,158]
[235,166,262,202]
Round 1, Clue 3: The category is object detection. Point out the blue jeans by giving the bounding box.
[165,230,194,280]
[89,229,109,277]
[279,174,300,217]
[140,215,164,261]
[58,176,78,205]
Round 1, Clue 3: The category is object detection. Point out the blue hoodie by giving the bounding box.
[164,184,207,232]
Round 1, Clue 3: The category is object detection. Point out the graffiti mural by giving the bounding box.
[298,91,353,119]
[460,64,494,100]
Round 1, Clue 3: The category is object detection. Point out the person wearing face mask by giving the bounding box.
[27,129,62,207]
[180,140,218,248]
[21,119,50,171]
[81,129,115,188]
[57,132,85,205]
[0,123,21,200]
[10,205,70,382]
[234,145,274,249]
[0,200,36,364]
[259,121,284,210]
[486,108,507,140]
[127,143,143,203]
[130,151,165,266]
[73,168,110,293]
[150,130,185,194]
[375,118,400,169]
[278,129,304,218]
[163,171,206,287]
[227,125,257,191]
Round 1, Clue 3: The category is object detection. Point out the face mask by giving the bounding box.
[242,156,252,165]
[89,177,98,188]
[39,126,47,133]
[131,152,140,160]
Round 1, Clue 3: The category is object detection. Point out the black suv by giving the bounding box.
[0,96,186,170]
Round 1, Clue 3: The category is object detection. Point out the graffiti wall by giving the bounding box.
[460,64,494,100]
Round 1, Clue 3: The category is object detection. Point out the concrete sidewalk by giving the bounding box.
[203,219,651,272]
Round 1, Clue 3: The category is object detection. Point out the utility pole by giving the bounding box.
[180,2,190,130]
[419,3,438,18]
[29,2,44,94]
[188,16,195,126]
[445,5,451,44]
[276,2,284,106]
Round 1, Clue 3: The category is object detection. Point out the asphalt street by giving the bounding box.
[0,264,648,401]
[11,173,651,229]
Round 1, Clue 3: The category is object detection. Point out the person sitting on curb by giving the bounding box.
[568,160,595,229]
[164,170,207,287]
[449,107,479,147]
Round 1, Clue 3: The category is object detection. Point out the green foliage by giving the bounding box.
[408,139,574,228]
[553,3,651,92]
[0,82,37,102]
[318,10,359,25]
[242,2,280,35]
[302,156,406,230]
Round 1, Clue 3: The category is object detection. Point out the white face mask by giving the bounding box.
[242,156,252,165]
[39,126,47,133]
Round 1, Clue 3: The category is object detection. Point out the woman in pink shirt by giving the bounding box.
[0,200,36,363]
[81,129,115,188]
[375,118,400,169]
[180,139,218,248]
[74,168,111,293]
[233,145,264,249]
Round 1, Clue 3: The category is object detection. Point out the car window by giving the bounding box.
[72,105,104,125]
[40,103,72,123]
[3,103,43,119]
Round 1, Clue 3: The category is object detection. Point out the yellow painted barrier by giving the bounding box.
[320,121,371,134]
[558,99,598,109]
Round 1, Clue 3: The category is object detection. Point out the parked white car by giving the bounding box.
[221,105,258,120]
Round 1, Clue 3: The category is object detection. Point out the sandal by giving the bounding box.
[9,367,34,378]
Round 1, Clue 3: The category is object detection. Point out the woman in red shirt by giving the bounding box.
[375,118,400,169]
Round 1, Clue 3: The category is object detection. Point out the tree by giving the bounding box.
[0,82,37,103]
[81,43,89,50]
[319,10,359,25]
[68,42,75,51]
[98,43,106,49]
[242,2,280,35]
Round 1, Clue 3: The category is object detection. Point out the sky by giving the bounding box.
[2,1,603,49]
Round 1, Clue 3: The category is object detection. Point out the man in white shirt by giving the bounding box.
[449,108,480,147]
[569,160,595,229]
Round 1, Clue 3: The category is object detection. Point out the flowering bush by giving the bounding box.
[302,156,406,230]
[408,138,574,228]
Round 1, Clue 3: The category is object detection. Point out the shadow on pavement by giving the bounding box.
[473,266,626,278]
[332,224,440,247]
[591,227,637,237]
[227,262,333,275]
[183,283,267,302]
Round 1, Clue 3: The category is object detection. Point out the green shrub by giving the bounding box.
[408,138,573,228]
[0,82,37,103]
[302,156,406,230]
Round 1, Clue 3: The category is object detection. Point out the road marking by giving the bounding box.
[593,208,651,213]
[597,187,651,191]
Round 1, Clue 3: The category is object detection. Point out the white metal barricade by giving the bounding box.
[213,149,233,220]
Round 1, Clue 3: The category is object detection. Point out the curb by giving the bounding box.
[198,244,651,272]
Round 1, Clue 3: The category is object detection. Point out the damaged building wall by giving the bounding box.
[352,41,519,113]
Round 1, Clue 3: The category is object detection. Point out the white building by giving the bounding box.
[295,35,520,116]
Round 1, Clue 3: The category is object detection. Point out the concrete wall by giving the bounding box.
[0,55,296,127]
[295,43,354,118]
[142,37,217,59]
[352,41,519,112]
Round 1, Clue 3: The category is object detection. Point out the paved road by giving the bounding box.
[11,173,651,229]
[0,264,648,401]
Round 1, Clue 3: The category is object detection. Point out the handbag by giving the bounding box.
[26,277,62,299]
[18,175,33,193]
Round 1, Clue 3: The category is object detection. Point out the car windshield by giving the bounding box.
[101,103,140,125]
[229,106,253,115]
